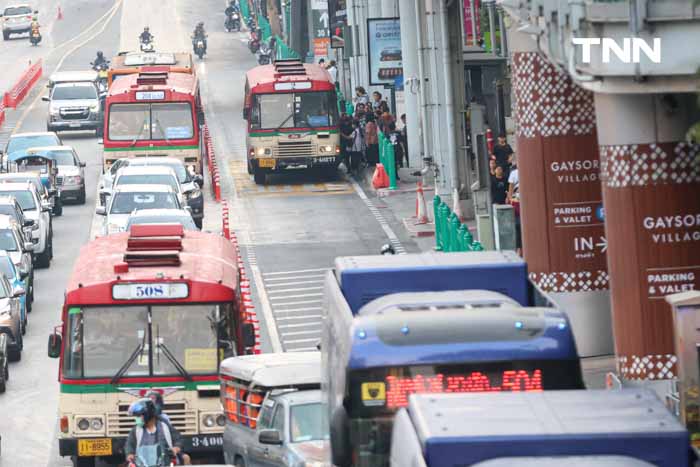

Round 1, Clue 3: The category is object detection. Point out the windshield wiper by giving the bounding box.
[154,118,172,146]
[157,341,193,381]
[130,117,150,147]
[110,343,144,385]
[275,111,296,132]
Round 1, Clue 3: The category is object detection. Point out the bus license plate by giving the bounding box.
[190,434,224,449]
[77,438,112,456]
[258,158,276,168]
[316,157,335,164]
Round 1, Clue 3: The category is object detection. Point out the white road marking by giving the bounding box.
[350,178,407,254]
[263,267,330,276]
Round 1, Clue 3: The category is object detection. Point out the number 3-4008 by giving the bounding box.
[191,436,223,448]
[135,285,164,297]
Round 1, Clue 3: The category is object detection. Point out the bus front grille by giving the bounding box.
[275,141,313,158]
[107,403,198,437]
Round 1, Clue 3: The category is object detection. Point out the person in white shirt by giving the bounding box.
[326,60,338,83]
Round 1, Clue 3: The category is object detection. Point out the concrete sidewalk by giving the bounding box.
[355,163,478,253]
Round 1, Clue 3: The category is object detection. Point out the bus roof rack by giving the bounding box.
[273,58,307,77]
[136,70,170,85]
[118,224,185,269]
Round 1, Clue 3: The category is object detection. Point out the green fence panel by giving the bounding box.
[240,0,250,23]
[378,132,397,190]
[275,36,299,60]
[433,195,442,250]
[258,16,272,41]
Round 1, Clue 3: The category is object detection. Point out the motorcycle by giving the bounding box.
[140,38,155,53]
[193,37,206,59]
[248,32,261,54]
[225,12,240,32]
[257,41,272,65]
[29,29,41,46]
[128,447,178,467]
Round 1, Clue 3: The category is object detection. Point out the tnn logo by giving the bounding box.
[572,38,661,64]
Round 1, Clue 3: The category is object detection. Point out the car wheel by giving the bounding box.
[21,314,26,335]
[26,296,31,313]
[77,187,86,205]
[53,199,63,217]
[2,31,8,41]
[247,160,253,175]
[234,457,246,467]
[0,367,6,393]
[195,218,203,230]
[253,168,266,185]
[8,334,22,362]
[36,249,51,269]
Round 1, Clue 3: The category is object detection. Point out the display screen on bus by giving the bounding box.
[250,91,338,130]
[348,360,584,416]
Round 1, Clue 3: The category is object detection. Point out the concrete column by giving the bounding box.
[596,92,700,380]
[510,29,613,357]
[368,0,381,18]
[381,0,398,17]
[399,0,422,162]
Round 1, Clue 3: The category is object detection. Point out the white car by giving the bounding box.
[1,4,36,40]
[125,208,199,231]
[105,165,184,206]
[0,182,52,268]
[96,184,182,236]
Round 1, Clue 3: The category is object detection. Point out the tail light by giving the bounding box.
[335,145,341,154]
[60,416,69,433]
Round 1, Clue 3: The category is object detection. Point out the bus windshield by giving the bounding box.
[251,92,338,130]
[108,103,194,141]
[62,304,223,379]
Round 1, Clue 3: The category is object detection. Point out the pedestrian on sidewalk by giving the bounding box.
[364,113,379,165]
[490,165,508,204]
[339,113,354,171]
[387,121,402,180]
[326,60,338,85]
[354,103,367,126]
[355,86,369,106]
[491,133,514,177]
[379,111,395,134]
[349,119,366,175]
[506,154,521,255]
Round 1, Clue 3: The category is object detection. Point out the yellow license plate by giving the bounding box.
[78,438,112,456]
[258,158,276,168]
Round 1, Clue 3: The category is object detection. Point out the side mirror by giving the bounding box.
[194,175,203,188]
[23,219,35,227]
[42,96,50,102]
[23,241,34,252]
[48,332,62,359]
[242,108,249,120]
[242,322,256,348]
[331,406,352,467]
[95,206,106,216]
[79,162,86,168]
[258,429,283,446]
[12,285,25,297]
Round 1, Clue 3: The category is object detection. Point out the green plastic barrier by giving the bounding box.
[240,0,250,23]
[378,132,397,190]
[432,196,480,252]
[258,16,272,41]
[275,36,299,60]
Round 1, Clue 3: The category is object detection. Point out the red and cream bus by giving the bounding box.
[103,69,205,177]
[47,224,255,467]
[243,59,340,185]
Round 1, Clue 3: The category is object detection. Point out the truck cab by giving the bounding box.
[391,391,689,467]
[220,352,330,467]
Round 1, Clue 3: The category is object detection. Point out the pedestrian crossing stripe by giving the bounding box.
[229,160,353,197]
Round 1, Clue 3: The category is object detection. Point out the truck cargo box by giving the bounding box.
[391,390,688,467]
[335,251,528,314]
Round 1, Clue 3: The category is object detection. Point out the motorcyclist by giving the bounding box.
[125,398,184,465]
[192,22,207,53]
[140,27,153,44]
[224,1,238,17]
[30,17,40,34]
[92,51,107,69]
[144,390,191,465]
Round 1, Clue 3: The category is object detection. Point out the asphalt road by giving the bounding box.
[0,0,421,465]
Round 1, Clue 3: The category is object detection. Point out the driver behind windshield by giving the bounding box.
[307,108,330,128]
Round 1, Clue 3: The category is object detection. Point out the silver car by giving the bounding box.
[1,4,36,40]
[43,81,103,136]
[96,184,182,235]
[24,146,86,204]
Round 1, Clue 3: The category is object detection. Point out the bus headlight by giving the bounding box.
[90,418,104,431]
[319,145,334,154]
[202,414,216,428]
[77,418,90,431]
[216,415,226,426]
[256,147,271,156]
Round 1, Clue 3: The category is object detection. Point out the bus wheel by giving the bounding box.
[253,169,266,185]
[247,160,253,175]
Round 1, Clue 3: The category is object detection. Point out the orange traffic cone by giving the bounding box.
[414,181,429,224]
[57,6,63,20]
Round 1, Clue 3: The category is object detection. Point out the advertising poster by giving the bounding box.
[367,18,402,86]
[328,0,347,48]
[312,0,330,61]
[463,0,481,46]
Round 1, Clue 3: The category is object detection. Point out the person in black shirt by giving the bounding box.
[491,134,514,176]
[490,165,508,205]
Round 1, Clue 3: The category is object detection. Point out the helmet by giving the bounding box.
[96,51,104,58]
[144,26,150,31]
[145,390,164,415]
[198,21,204,27]
[128,398,157,423]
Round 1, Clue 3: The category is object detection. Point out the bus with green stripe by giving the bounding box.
[103,68,205,178]
[47,224,257,467]
[243,59,340,185]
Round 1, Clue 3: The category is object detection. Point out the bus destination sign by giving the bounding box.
[112,283,189,300]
